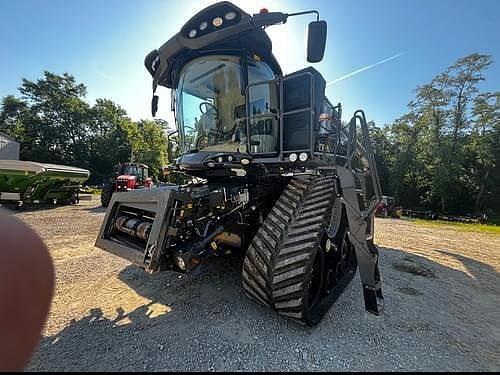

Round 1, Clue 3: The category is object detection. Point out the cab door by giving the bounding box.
[245,80,279,156]
[280,67,326,160]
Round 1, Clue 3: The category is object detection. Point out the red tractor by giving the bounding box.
[374,195,402,218]
[101,163,153,207]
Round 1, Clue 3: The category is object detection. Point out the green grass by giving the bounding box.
[411,218,500,234]
[80,187,102,195]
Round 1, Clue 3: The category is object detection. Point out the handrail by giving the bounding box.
[353,110,383,218]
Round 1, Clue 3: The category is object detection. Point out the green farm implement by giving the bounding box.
[0,160,90,207]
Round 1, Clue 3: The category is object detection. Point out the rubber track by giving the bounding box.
[242,175,336,324]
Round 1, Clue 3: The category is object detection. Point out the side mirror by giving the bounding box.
[151,95,159,117]
[307,20,327,63]
[167,130,179,146]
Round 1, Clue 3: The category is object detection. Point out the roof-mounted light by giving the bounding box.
[213,17,223,27]
[225,11,237,20]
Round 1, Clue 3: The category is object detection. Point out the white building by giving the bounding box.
[0,132,20,160]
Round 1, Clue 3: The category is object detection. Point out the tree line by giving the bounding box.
[0,71,170,184]
[370,53,499,217]
[1,56,498,217]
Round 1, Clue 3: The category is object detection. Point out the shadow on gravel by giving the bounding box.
[435,249,500,294]
[116,254,245,307]
[82,205,107,213]
[385,247,500,297]
[0,203,63,213]
[29,247,500,371]
[29,255,257,371]
[30,306,170,371]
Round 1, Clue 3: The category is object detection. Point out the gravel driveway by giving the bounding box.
[8,198,499,371]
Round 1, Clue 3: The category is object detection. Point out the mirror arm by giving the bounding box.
[252,9,320,28]
[287,10,320,22]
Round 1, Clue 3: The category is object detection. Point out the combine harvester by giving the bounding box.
[0,160,90,207]
[96,1,384,325]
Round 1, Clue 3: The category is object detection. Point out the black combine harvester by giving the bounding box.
[96,2,384,325]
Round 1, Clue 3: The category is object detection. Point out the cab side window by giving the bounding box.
[247,61,278,154]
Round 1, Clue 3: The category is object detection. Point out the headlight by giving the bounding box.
[199,21,208,31]
[240,158,251,166]
[299,152,308,162]
[188,29,197,38]
[217,156,224,163]
[289,153,298,162]
[175,256,186,271]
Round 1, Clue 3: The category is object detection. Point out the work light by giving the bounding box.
[225,11,237,20]
[213,17,223,27]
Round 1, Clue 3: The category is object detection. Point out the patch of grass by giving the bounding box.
[412,219,500,234]
[80,187,102,195]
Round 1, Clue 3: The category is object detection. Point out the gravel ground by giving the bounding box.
[7,198,499,371]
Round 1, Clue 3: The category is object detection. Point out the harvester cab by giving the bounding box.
[96,1,384,325]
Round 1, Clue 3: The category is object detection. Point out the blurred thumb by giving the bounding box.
[0,212,54,371]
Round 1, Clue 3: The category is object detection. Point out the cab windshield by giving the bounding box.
[122,165,139,176]
[176,55,276,154]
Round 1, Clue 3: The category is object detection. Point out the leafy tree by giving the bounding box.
[374,53,497,215]
[0,95,29,142]
[368,121,393,196]
[446,54,492,153]
[0,71,170,184]
[88,99,134,183]
[470,92,500,213]
[14,71,91,166]
[128,120,168,181]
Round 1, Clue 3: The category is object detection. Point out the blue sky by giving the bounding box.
[1,0,499,127]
